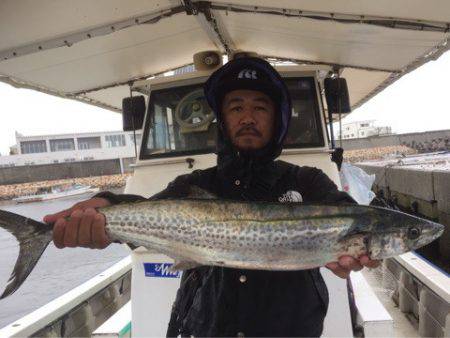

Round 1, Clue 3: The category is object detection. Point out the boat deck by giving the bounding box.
[362,268,420,337]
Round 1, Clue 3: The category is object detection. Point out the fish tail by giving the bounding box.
[0,209,53,299]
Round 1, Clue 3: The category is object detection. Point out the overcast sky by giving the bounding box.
[1,51,449,155]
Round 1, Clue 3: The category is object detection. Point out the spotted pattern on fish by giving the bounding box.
[100,199,444,271]
[0,197,444,299]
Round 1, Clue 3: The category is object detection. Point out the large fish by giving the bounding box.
[0,193,444,299]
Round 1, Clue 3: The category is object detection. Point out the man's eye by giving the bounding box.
[255,106,267,111]
[230,106,242,112]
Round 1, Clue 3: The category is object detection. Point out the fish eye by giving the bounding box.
[407,226,421,240]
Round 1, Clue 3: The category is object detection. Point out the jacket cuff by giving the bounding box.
[93,191,123,205]
[94,191,147,205]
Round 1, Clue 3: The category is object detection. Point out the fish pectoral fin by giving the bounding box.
[171,260,201,271]
[124,243,161,254]
[125,243,139,250]
[187,185,217,200]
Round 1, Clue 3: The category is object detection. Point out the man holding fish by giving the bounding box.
[44,57,382,337]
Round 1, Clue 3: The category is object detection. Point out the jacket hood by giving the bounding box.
[204,57,292,171]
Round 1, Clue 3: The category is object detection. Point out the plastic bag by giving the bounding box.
[339,163,376,205]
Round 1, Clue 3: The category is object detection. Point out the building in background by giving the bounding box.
[339,120,392,140]
[0,130,142,171]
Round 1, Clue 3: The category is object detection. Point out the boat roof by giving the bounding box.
[0,0,449,113]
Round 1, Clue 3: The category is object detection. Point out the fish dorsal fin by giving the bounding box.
[187,185,217,200]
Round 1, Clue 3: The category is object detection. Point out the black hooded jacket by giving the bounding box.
[97,59,354,337]
[99,162,353,337]
[98,136,354,338]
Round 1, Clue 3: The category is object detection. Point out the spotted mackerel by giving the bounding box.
[0,195,444,299]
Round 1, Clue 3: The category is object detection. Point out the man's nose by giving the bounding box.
[239,107,256,125]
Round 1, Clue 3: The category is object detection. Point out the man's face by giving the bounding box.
[221,89,275,151]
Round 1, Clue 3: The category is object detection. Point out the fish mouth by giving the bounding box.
[434,223,445,238]
[411,221,445,250]
[413,221,445,249]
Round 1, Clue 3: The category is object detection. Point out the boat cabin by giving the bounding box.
[124,62,342,198]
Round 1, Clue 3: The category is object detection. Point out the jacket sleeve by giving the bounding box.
[94,191,147,204]
[297,166,356,204]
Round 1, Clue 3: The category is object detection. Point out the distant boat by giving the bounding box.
[13,184,100,203]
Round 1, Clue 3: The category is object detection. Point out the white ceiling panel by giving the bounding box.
[0,0,174,50]
[211,0,450,22]
[0,1,449,113]
[0,14,216,93]
[82,85,142,112]
[221,12,447,71]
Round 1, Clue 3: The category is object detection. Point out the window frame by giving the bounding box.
[20,140,47,154]
[49,138,76,152]
[77,136,102,150]
[105,134,126,148]
[139,73,326,160]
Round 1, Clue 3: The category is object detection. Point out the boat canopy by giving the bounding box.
[0,0,449,113]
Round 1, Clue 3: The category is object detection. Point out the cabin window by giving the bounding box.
[141,77,324,159]
[50,138,75,152]
[141,84,216,158]
[20,140,47,154]
[283,78,324,148]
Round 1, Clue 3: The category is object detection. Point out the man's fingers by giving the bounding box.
[53,218,67,249]
[49,198,113,250]
[360,255,381,268]
[63,210,82,247]
[325,262,350,279]
[43,198,111,224]
[78,208,95,247]
[44,208,74,224]
[92,213,110,249]
[339,256,363,272]
[327,256,381,279]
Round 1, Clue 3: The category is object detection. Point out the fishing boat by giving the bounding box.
[13,184,100,203]
[0,1,448,337]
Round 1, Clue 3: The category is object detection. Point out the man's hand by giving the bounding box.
[43,197,112,249]
[325,255,381,279]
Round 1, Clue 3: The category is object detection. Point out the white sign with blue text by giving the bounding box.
[143,262,181,278]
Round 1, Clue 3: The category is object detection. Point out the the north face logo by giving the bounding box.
[238,69,257,79]
[278,190,303,203]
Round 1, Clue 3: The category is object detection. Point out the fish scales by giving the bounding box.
[0,195,444,299]
[99,199,441,270]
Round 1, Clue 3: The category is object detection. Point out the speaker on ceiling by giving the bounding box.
[193,50,222,71]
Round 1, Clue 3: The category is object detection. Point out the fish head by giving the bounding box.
[367,210,445,259]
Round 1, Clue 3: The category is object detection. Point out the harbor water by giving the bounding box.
[0,192,129,328]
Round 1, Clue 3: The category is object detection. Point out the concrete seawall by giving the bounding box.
[0,174,130,201]
[339,129,450,152]
[0,158,136,185]
[356,161,450,260]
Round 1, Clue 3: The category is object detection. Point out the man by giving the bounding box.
[44,57,379,337]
